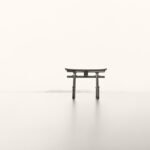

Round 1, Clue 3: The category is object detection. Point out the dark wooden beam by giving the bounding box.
[65,68,107,73]
[67,75,105,78]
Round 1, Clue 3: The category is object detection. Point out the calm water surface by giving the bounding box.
[0,92,150,150]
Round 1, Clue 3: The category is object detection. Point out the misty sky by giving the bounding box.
[0,0,150,91]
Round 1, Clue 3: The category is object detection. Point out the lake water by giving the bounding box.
[0,92,150,150]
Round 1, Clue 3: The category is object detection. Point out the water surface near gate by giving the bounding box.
[0,92,150,150]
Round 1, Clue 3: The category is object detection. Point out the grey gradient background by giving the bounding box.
[1,1,150,150]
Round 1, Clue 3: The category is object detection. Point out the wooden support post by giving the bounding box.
[84,71,88,77]
[96,72,99,100]
[72,72,76,99]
